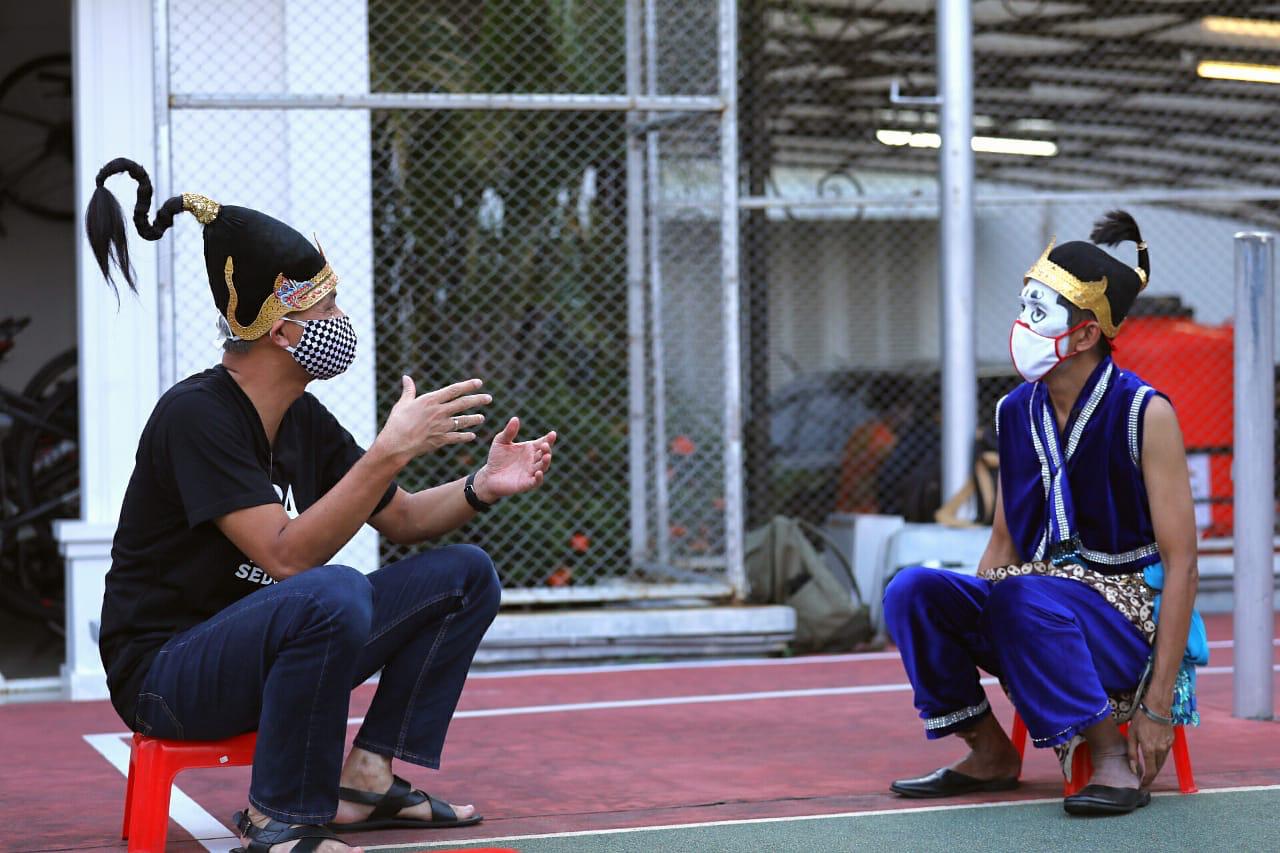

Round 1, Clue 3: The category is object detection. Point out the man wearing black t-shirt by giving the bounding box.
[88,159,557,853]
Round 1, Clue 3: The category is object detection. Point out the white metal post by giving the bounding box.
[937,0,977,501]
[644,0,672,569]
[1233,232,1275,721]
[625,0,650,568]
[718,0,746,597]
[152,0,175,390]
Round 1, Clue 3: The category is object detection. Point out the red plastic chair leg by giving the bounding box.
[1010,712,1028,768]
[127,737,179,853]
[1173,725,1198,793]
[1063,741,1094,796]
[121,734,138,840]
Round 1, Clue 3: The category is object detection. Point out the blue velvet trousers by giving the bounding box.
[882,566,1150,748]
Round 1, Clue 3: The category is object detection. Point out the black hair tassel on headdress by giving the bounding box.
[84,157,185,298]
[1090,209,1149,290]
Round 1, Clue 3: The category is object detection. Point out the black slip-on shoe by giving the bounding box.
[890,768,1021,798]
[1063,784,1152,816]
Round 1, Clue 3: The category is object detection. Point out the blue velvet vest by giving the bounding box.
[996,357,1166,576]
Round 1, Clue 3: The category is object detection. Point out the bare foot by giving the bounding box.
[948,714,1022,780]
[241,807,363,853]
[331,747,476,826]
[1078,718,1140,789]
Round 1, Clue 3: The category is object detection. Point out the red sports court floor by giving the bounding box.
[2,613,1278,852]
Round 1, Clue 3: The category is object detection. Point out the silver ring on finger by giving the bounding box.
[452,416,460,431]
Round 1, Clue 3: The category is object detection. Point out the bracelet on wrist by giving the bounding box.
[464,470,494,513]
[1138,701,1174,726]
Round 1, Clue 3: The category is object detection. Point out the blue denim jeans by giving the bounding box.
[133,545,501,824]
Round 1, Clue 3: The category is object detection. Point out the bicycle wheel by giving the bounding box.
[14,378,78,520]
[20,346,76,401]
[0,53,74,222]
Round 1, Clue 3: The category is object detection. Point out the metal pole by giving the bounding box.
[718,0,746,597]
[170,92,723,112]
[1233,231,1275,721]
[644,0,672,568]
[152,0,175,390]
[937,0,977,502]
[625,0,650,569]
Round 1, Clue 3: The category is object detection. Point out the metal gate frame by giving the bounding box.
[150,0,746,604]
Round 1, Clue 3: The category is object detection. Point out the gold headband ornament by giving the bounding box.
[1024,239,1120,338]
[223,255,339,340]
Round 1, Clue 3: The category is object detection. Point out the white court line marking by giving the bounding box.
[465,650,905,680]
[367,783,1280,850]
[346,678,998,726]
[83,733,237,853]
[467,638,1280,682]
[1206,639,1280,649]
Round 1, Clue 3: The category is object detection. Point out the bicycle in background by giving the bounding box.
[0,315,78,633]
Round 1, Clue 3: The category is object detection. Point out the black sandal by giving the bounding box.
[232,809,346,852]
[328,774,483,831]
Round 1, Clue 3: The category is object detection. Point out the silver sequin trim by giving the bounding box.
[1066,363,1112,460]
[1129,385,1154,467]
[924,698,991,731]
[1077,540,1160,566]
[1030,701,1112,746]
[995,394,1008,440]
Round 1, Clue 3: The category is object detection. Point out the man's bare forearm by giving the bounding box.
[272,446,403,576]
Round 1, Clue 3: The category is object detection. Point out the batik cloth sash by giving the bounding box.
[978,559,1206,726]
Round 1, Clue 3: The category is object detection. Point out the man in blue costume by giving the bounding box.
[884,211,1206,815]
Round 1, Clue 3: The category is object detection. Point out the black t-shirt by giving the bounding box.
[100,366,396,726]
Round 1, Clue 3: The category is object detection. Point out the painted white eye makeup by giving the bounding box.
[1018,280,1071,336]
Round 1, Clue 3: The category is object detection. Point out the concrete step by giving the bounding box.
[475,605,796,665]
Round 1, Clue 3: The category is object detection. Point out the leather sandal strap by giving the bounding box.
[337,774,428,821]
[233,809,343,853]
[423,792,457,824]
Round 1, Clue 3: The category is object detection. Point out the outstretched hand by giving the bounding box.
[374,376,491,466]
[473,417,557,502]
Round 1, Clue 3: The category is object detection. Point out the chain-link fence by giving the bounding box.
[742,2,1280,543]
[162,0,736,600]
[159,1,1279,603]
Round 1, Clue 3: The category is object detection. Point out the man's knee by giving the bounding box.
[982,575,1049,630]
[883,565,946,620]
[295,564,374,636]
[448,544,501,614]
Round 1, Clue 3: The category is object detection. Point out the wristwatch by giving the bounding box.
[464,471,493,513]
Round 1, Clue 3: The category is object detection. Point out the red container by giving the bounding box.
[1115,314,1235,538]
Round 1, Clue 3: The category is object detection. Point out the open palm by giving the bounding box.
[477,417,557,500]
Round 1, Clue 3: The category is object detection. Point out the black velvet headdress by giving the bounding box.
[84,158,337,340]
[1024,210,1150,338]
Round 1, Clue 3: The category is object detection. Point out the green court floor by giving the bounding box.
[382,787,1280,853]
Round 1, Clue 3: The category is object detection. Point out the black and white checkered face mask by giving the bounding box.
[282,316,358,380]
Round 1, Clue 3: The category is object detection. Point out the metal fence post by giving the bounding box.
[719,0,745,598]
[625,0,649,570]
[643,0,672,569]
[937,0,977,502]
[1233,232,1275,721]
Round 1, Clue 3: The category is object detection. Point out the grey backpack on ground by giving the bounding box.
[744,515,873,652]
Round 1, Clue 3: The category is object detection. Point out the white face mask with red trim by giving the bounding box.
[1009,280,1094,382]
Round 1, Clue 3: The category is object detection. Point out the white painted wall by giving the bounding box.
[166,0,378,572]
[62,0,162,699]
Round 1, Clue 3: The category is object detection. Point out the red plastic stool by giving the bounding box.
[1010,711,1197,795]
[121,731,257,852]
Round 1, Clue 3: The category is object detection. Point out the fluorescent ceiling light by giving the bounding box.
[1202,16,1280,40]
[1197,60,1280,84]
[876,129,1057,157]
